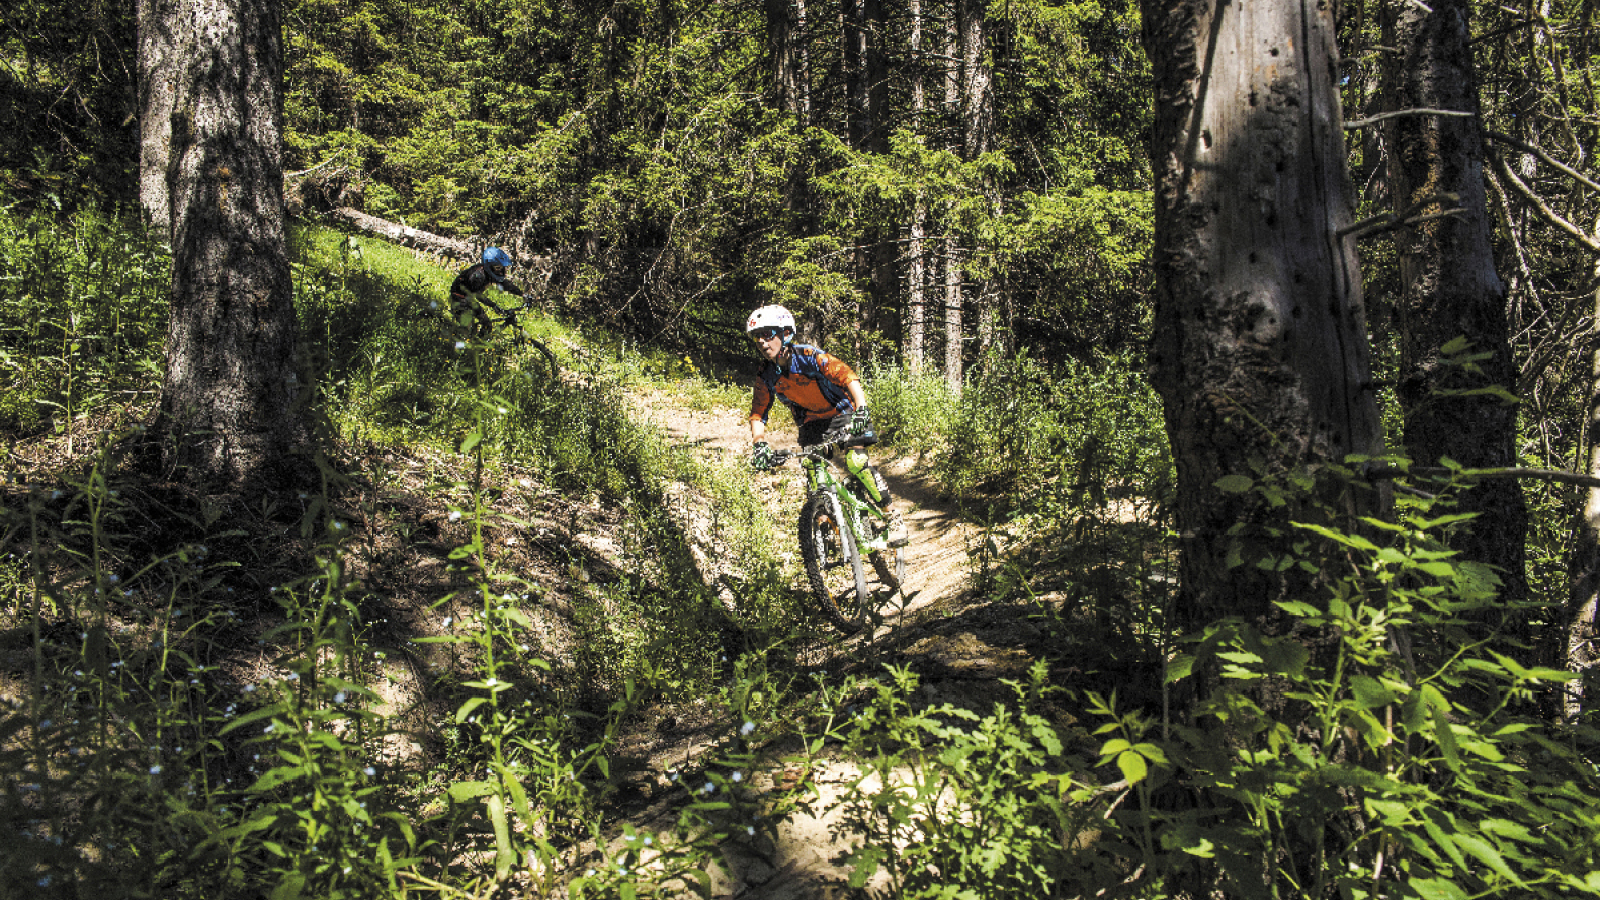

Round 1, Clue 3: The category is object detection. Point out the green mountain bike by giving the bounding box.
[770,436,906,634]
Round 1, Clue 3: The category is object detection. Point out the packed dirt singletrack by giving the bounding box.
[626,385,979,630]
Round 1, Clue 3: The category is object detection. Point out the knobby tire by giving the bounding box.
[798,492,868,634]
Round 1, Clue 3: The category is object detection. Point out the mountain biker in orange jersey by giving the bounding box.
[746,304,908,547]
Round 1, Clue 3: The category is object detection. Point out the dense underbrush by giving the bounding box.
[4,199,1600,898]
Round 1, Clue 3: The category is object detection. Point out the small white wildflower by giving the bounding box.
[746,825,756,836]
[740,721,755,736]
[150,765,162,775]
[448,510,462,522]
[364,766,376,776]
[454,341,466,351]
[732,771,744,783]
[442,617,453,628]
[285,672,299,682]
[701,782,716,794]
[334,691,347,704]
[484,677,498,687]
[263,724,274,734]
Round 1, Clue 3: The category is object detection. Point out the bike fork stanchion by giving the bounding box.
[830,490,870,602]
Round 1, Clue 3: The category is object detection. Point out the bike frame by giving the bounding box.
[788,440,892,557]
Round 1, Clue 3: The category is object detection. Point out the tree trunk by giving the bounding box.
[158,0,305,490]
[137,0,180,237]
[1382,0,1528,605]
[1144,0,1385,629]
[1566,248,1600,721]
[905,0,927,372]
[765,0,806,120]
[944,239,964,393]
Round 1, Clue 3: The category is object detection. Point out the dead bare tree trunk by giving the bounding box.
[1145,0,1385,630]
[1567,238,1600,721]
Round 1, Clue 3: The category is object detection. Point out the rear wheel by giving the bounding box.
[798,492,868,634]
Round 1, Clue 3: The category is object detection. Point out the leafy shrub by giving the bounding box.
[939,348,1172,522]
[0,198,168,436]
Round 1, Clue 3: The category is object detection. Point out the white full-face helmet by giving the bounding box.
[746,304,796,342]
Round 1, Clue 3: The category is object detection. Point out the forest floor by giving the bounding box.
[1,369,1108,897]
[616,385,1082,897]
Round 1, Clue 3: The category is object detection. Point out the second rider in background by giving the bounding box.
[449,246,527,338]
[745,304,909,547]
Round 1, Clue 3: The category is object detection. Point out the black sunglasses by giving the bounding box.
[750,326,784,341]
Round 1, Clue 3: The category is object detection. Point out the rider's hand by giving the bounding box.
[751,441,774,470]
[849,406,874,438]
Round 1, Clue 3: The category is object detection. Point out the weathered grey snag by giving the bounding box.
[1567,245,1600,720]
[158,0,305,488]
[1144,0,1385,626]
[1382,0,1527,603]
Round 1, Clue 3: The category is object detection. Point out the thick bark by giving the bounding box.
[1145,0,1384,627]
[137,0,180,237]
[944,239,964,393]
[765,0,808,120]
[158,0,305,489]
[1383,0,1528,603]
[957,0,993,162]
[905,0,927,372]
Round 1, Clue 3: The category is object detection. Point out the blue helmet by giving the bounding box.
[482,246,513,282]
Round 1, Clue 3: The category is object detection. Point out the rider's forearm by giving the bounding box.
[749,419,767,445]
[848,380,868,409]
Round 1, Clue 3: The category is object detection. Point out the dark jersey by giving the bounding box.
[450,263,525,312]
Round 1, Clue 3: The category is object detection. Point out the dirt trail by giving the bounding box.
[628,386,979,627]
[620,387,1038,898]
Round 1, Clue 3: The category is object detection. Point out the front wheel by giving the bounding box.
[798,492,868,634]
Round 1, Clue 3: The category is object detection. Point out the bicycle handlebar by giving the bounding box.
[767,433,876,466]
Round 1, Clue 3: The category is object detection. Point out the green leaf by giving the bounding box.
[460,431,483,454]
[1116,750,1148,784]
[1166,654,1195,683]
[488,794,513,881]
[1099,737,1131,758]
[447,780,496,802]
[1215,474,1253,493]
[456,697,488,723]
[1452,833,1516,882]
[1410,877,1469,900]
[1350,675,1397,709]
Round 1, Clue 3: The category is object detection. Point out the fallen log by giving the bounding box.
[328,207,474,261]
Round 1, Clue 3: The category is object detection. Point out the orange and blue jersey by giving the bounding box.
[749,344,859,426]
